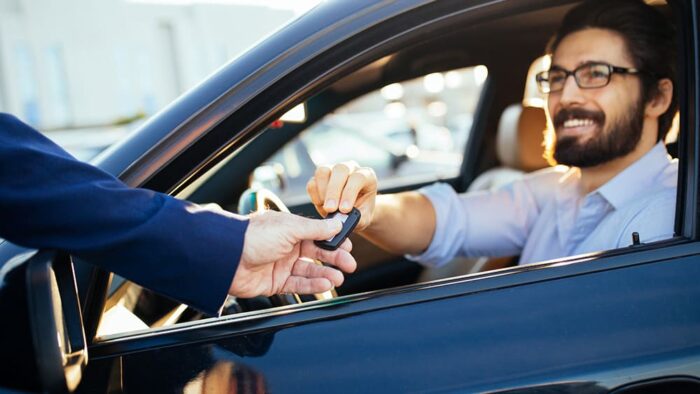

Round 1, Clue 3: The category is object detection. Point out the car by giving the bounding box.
[2,0,700,392]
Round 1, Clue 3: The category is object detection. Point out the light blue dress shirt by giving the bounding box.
[408,142,678,267]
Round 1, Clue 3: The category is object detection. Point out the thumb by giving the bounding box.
[289,215,342,241]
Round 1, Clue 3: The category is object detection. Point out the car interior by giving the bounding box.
[92,0,684,338]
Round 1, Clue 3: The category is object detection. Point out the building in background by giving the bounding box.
[0,0,315,158]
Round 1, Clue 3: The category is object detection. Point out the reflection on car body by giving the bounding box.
[1,0,700,393]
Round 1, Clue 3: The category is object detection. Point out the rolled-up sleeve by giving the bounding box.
[405,183,469,267]
[406,178,543,267]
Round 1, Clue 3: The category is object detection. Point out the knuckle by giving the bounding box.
[306,177,316,190]
[315,166,331,178]
[341,160,359,171]
[349,172,367,185]
[361,166,377,180]
[332,163,350,176]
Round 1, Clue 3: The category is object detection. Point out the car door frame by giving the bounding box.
[73,0,700,391]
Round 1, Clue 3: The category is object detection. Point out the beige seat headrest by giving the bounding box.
[496,104,549,172]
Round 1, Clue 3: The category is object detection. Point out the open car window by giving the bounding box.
[94,66,490,338]
[92,0,685,341]
[255,66,489,206]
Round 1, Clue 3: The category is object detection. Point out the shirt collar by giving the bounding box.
[596,141,673,210]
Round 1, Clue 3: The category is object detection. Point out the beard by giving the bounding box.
[552,97,644,168]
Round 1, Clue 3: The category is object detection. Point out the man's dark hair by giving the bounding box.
[547,0,677,141]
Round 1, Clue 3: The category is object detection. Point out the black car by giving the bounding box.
[2,0,700,393]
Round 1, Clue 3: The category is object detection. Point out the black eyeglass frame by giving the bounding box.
[535,62,642,93]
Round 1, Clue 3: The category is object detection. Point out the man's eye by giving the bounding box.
[549,72,566,84]
[586,65,609,79]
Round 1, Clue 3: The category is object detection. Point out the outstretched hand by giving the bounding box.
[307,161,378,231]
[229,210,357,298]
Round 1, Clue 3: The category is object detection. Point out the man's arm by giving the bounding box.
[0,114,247,315]
[0,114,356,315]
[307,162,436,255]
[307,162,555,266]
[358,192,436,255]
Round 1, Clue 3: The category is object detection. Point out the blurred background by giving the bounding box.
[0,0,319,160]
[2,0,488,206]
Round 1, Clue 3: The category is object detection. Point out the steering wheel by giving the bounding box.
[237,187,337,307]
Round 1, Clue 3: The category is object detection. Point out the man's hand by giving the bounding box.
[306,161,377,231]
[229,210,357,298]
[307,161,436,256]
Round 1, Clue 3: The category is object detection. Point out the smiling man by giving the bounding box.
[305,0,679,267]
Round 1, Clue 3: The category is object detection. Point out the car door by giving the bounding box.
[5,0,700,393]
[88,0,700,392]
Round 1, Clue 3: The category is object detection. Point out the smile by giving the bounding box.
[557,116,601,139]
[563,118,596,128]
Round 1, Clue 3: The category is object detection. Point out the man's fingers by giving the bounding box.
[339,168,375,213]
[282,276,334,294]
[339,238,352,252]
[301,241,357,273]
[306,178,327,216]
[322,162,358,212]
[313,166,332,209]
[289,215,343,241]
[292,259,344,287]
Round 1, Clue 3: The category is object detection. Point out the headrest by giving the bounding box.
[522,55,551,108]
[495,55,552,172]
[496,104,549,172]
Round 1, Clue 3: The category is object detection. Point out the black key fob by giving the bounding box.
[314,208,361,250]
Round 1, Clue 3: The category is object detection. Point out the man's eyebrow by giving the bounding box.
[577,59,608,66]
[548,60,611,70]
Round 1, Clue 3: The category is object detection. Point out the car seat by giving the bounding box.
[419,57,551,281]
[468,104,549,192]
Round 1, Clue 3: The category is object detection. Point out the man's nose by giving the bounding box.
[558,74,585,105]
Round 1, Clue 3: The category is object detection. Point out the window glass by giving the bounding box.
[256,65,488,205]
[96,66,489,338]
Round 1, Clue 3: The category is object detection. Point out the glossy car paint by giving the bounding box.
[85,242,700,392]
[2,0,699,392]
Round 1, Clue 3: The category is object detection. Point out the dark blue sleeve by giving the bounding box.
[0,113,248,316]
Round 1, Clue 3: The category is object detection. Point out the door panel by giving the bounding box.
[88,252,700,393]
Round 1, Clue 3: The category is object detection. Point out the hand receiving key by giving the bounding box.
[306,161,378,232]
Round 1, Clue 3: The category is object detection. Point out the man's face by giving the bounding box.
[547,28,645,168]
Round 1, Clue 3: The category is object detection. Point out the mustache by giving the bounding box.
[553,108,605,129]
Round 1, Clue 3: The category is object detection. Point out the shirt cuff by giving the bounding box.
[405,183,461,268]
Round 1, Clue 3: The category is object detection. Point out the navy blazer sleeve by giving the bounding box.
[0,113,249,316]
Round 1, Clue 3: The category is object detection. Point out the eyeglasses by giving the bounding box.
[535,62,642,93]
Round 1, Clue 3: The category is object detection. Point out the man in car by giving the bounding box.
[306,0,678,267]
[0,113,356,316]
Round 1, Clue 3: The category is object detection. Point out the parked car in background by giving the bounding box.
[258,118,463,205]
[2,0,699,393]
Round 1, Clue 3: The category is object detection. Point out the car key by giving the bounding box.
[314,208,361,250]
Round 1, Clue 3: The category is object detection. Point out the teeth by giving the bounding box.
[563,118,595,128]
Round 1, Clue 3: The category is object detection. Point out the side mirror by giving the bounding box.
[27,251,88,393]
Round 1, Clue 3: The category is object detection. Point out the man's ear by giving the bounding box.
[645,78,673,117]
